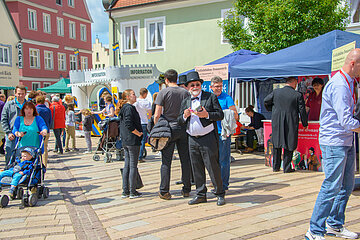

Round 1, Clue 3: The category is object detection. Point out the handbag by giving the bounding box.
[50,106,55,129]
[120,168,144,189]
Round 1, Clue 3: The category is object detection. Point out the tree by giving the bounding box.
[220,0,349,54]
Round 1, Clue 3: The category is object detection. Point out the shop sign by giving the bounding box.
[331,41,355,72]
[17,43,23,69]
[89,70,106,81]
[129,68,153,78]
[195,63,229,93]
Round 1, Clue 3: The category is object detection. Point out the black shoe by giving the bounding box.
[284,169,296,173]
[191,181,195,186]
[175,180,183,185]
[217,196,225,206]
[273,169,280,172]
[181,190,190,198]
[188,196,207,205]
[129,191,142,199]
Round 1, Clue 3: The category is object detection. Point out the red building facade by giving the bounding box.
[6,0,92,90]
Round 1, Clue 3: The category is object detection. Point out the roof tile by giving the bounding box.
[112,0,164,9]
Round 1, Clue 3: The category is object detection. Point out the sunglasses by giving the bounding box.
[189,83,201,88]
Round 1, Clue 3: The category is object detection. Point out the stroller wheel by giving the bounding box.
[0,195,9,208]
[43,187,50,199]
[93,154,100,161]
[28,194,38,207]
[104,153,112,163]
[22,193,29,207]
[17,187,24,200]
[36,187,42,199]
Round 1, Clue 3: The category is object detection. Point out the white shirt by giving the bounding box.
[186,92,214,136]
[134,98,151,124]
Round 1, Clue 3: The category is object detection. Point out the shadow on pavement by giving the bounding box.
[226,194,281,204]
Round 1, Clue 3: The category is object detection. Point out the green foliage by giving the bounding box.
[219,0,349,54]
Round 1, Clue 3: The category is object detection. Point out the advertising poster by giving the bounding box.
[263,121,322,171]
[195,63,229,93]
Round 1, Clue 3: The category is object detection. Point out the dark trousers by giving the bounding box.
[189,131,224,197]
[54,128,64,154]
[246,130,256,148]
[273,147,293,173]
[160,125,191,194]
[122,145,140,194]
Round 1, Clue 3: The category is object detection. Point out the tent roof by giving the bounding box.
[179,49,264,77]
[39,78,71,93]
[231,30,360,81]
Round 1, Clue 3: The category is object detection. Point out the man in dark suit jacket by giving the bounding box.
[178,71,225,206]
[264,77,308,173]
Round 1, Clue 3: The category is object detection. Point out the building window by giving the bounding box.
[221,8,246,44]
[43,13,51,34]
[0,46,10,65]
[80,24,87,41]
[44,82,51,87]
[145,17,165,50]
[29,48,40,69]
[68,0,74,7]
[32,82,40,91]
[102,64,105,68]
[70,55,76,70]
[56,0,62,5]
[121,21,139,52]
[57,17,64,36]
[69,21,76,39]
[28,9,37,30]
[58,53,66,71]
[96,52,99,62]
[44,51,53,70]
[81,56,88,70]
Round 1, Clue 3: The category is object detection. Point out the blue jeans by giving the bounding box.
[310,144,355,236]
[139,124,148,160]
[218,135,231,190]
[0,170,23,186]
[5,135,16,165]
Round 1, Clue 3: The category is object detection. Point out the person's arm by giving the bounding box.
[12,117,21,136]
[92,108,105,115]
[154,105,163,125]
[124,107,142,137]
[229,105,239,121]
[1,102,13,138]
[264,92,274,112]
[36,116,48,136]
[203,94,224,121]
[105,106,115,117]
[297,92,308,129]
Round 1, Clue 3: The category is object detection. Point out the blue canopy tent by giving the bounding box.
[229,30,360,117]
[179,49,264,93]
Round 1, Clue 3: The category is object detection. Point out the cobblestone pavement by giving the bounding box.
[1,136,360,239]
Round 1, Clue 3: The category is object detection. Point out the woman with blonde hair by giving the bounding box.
[118,89,143,199]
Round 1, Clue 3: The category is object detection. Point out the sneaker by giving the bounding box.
[139,159,145,163]
[158,192,171,200]
[121,192,130,198]
[305,230,325,240]
[181,190,190,198]
[65,149,70,152]
[326,223,358,239]
[72,148,79,152]
[129,191,142,199]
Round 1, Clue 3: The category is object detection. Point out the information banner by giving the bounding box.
[331,41,356,72]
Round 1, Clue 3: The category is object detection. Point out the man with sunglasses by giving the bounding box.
[178,71,225,206]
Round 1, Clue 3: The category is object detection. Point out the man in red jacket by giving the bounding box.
[50,96,66,154]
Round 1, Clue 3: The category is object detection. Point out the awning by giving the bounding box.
[0,86,15,90]
[38,78,71,93]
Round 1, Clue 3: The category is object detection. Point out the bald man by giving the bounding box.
[305,49,360,240]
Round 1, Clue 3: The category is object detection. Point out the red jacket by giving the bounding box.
[50,102,66,129]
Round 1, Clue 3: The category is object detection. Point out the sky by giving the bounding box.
[86,0,109,47]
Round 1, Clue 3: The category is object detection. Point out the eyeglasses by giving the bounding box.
[211,85,223,88]
[189,83,201,88]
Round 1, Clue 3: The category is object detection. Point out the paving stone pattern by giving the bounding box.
[0,136,359,239]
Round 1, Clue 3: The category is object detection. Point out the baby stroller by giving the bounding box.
[0,134,49,208]
[93,117,124,163]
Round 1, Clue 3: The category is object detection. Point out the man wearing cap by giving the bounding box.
[154,69,192,200]
[178,71,225,206]
[178,75,187,89]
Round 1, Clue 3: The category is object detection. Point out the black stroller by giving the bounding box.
[0,134,49,208]
[93,118,124,163]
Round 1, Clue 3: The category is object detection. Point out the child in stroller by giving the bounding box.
[0,147,34,196]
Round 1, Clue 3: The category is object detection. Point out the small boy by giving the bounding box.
[0,147,34,195]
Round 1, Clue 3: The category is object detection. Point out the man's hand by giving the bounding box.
[183,108,191,119]
[19,171,24,175]
[195,107,209,118]
[8,133,15,140]
[40,130,47,136]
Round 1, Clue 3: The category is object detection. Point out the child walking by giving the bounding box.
[82,109,93,154]
[65,104,78,152]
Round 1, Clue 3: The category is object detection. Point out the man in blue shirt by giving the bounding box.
[210,76,238,192]
[305,49,360,240]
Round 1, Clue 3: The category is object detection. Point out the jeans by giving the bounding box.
[310,144,355,236]
[53,128,63,153]
[122,145,140,194]
[0,170,23,186]
[84,131,92,151]
[139,124,148,160]
[218,135,231,190]
[5,135,16,165]
[160,125,191,194]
